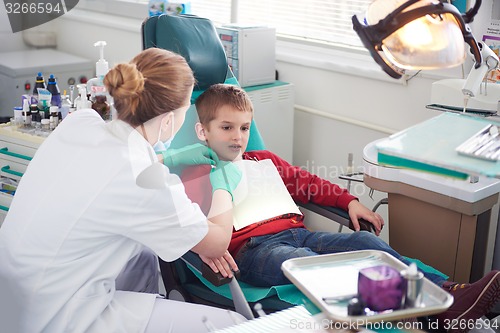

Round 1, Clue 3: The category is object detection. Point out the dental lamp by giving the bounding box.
[352,0,500,113]
[429,39,500,114]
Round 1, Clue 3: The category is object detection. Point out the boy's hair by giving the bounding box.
[195,84,254,126]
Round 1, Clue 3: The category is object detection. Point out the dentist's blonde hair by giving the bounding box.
[104,48,195,127]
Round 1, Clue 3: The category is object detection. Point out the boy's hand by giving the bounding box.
[347,200,384,236]
[158,143,216,167]
[200,251,239,278]
[209,161,242,200]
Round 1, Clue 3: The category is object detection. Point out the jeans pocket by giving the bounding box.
[235,238,253,261]
[246,237,256,249]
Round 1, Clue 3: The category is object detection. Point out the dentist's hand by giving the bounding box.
[209,160,242,201]
[200,251,239,278]
[158,143,216,168]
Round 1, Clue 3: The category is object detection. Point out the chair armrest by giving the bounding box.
[181,251,241,287]
[297,202,375,233]
[338,172,365,183]
[181,252,254,320]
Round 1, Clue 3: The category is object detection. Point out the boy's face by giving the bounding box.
[196,104,253,161]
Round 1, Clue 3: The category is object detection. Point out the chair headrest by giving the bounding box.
[152,14,228,91]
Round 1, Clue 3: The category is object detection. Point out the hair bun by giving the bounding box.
[104,63,145,102]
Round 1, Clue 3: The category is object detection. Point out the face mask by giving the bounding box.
[131,127,167,189]
[153,114,175,152]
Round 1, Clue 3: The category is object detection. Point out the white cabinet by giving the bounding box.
[245,81,295,163]
[0,126,44,226]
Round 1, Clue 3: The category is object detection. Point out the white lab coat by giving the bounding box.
[0,109,208,333]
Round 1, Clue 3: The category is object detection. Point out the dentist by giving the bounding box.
[0,48,242,333]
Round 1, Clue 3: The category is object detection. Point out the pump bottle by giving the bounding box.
[87,41,111,119]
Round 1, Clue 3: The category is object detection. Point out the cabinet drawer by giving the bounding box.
[0,141,36,166]
[0,192,12,212]
[0,159,27,181]
[0,191,12,227]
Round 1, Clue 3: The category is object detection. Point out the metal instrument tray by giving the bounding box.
[456,124,500,161]
[281,250,453,323]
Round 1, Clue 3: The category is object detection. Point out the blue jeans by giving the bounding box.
[234,229,447,287]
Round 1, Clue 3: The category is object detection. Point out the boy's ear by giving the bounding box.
[195,122,207,141]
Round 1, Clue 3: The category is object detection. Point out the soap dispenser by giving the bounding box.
[87,41,110,118]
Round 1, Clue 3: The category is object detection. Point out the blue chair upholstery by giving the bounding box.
[141,13,265,153]
[143,14,226,91]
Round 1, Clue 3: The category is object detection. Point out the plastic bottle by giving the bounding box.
[12,107,23,126]
[87,41,109,103]
[32,72,46,97]
[75,84,92,111]
[69,85,75,106]
[47,74,61,108]
[60,94,71,120]
[22,98,32,128]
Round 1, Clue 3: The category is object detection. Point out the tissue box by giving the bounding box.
[358,265,404,311]
[148,1,191,16]
[165,1,191,14]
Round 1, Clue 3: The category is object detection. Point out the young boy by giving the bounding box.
[182,83,500,327]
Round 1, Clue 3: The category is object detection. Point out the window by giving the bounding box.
[121,0,371,49]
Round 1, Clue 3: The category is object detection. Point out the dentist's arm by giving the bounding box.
[191,161,241,259]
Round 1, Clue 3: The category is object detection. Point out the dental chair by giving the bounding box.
[141,13,443,320]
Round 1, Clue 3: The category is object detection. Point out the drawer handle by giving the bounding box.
[0,205,8,212]
[1,165,24,178]
[0,147,32,161]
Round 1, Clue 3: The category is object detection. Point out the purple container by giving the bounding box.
[358,265,404,312]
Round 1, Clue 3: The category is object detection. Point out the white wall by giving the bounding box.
[277,60,441,241]
[55,10,143,68]
[0,6,29,51]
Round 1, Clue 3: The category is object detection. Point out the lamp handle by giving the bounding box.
[462,41,500,97]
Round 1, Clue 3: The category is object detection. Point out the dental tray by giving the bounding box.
[456,124,500,161]
[281,250,453,323]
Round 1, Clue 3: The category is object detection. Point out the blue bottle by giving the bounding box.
[32,72,46,97]
[47,74,61,108]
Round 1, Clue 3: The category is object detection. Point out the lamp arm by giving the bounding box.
[463,0,482,23]
[462,41,500,97]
